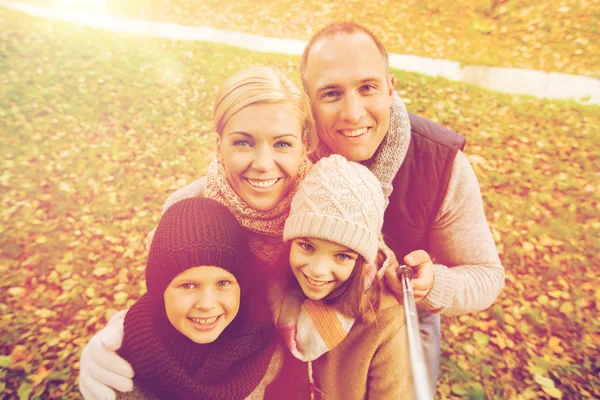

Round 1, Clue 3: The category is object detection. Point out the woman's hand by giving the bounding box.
[78,311,134,400]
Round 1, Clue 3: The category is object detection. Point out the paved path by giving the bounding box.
[2,1,599,106]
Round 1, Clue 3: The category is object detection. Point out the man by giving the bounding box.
[299,22,504,392]
[79,22,504,399]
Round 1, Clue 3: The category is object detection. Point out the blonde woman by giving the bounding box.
[79,67,318,399]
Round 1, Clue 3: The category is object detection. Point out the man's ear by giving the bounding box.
[387,73,396,96]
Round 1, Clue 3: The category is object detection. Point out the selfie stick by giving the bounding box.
[397,265,433,400]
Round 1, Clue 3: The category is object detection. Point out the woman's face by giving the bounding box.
[164,266,240,344]
[217,102,306,212]
[289,237,358,300]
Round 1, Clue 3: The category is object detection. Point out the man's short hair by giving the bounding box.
[300,22,389,92]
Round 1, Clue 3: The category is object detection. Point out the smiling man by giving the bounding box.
[301,22,505,393]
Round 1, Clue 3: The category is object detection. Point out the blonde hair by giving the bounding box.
[213,67,317,154]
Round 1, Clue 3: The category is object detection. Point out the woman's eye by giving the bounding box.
[216,280,231,287]
[180,283,196,289]
[233,140,251,147]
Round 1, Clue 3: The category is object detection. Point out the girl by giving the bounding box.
[116,197,280,399]
[273,154,414,399]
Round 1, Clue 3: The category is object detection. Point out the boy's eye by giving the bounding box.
[180,283,196,289]
[216,280,232,287]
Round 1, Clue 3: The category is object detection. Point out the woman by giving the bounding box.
[79,66,319,399]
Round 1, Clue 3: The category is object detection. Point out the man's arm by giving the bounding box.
[419,150,505,315]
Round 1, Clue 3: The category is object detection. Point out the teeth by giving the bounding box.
[189,316,219,324]
[341,128,368,137]
[247,178,279,188]
[306,275,331,287]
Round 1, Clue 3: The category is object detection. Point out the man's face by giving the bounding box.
[304,32,395,162]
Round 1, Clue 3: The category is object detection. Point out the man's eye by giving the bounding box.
[360,84,374,92]
[322,91,338,99]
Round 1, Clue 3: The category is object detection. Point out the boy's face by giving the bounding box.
[289,237,358,300]
[164,266,240,344]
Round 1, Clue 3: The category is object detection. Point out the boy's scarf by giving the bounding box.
[313,91,410,205]
[120,294,275,399]
[205,157,312,266]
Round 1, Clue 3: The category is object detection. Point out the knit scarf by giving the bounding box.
[313,91,411,205]
[120,293,275,400]
[204,157,312,266]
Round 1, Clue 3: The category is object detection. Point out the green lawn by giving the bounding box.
[5,0,600,78]
[1,6,599,399]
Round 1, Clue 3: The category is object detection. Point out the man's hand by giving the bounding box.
[384,249,435,302]
[78,311,134,400]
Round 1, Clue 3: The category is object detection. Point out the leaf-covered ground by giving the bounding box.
[1,6,599,400]
[5,0,600,77]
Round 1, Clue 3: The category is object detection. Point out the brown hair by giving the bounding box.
[213,66,318,155]
[323,249,386,323]
[300,22,389,92]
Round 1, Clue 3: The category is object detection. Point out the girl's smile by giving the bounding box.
[289,238,358,300]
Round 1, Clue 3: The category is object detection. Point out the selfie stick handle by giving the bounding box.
[398,265,433,400]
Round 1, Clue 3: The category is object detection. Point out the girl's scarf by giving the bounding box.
[270,242,393,362]
[120,293,276,400]
[313,91,411,205]
[205,157,312,266]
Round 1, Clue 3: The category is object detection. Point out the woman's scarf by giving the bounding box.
[120,293,275,400]
[204,157,312,266]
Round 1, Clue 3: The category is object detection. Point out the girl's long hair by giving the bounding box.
[322,249,386,323]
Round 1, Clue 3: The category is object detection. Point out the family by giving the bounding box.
[78,22,505,399]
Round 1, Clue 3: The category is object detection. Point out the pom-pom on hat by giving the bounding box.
[283,154,385,263]
[146,197,248,298]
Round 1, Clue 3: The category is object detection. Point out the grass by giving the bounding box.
[4,0,600,78]
[1,5,599,399]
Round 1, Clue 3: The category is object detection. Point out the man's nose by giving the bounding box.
[340,92,365,124]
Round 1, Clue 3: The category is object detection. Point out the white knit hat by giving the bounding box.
[283,155,386,263]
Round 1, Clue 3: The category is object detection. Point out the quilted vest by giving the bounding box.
[382,113,466,260]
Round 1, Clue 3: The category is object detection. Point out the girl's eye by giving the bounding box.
[180,283,196,289]
[299,242,314,252]
[233,140,251,147]
[216,280,232,287]
[336,253,353,261]
[274,141,292,148]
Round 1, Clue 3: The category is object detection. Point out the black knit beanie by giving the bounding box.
[146,197,248,298]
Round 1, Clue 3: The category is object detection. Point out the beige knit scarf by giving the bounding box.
[204,157,312,265]
[313,91,411,205]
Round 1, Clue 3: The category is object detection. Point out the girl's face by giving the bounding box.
[217,102,306,213]
[289,237,358,300]
[164,266,240,344]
